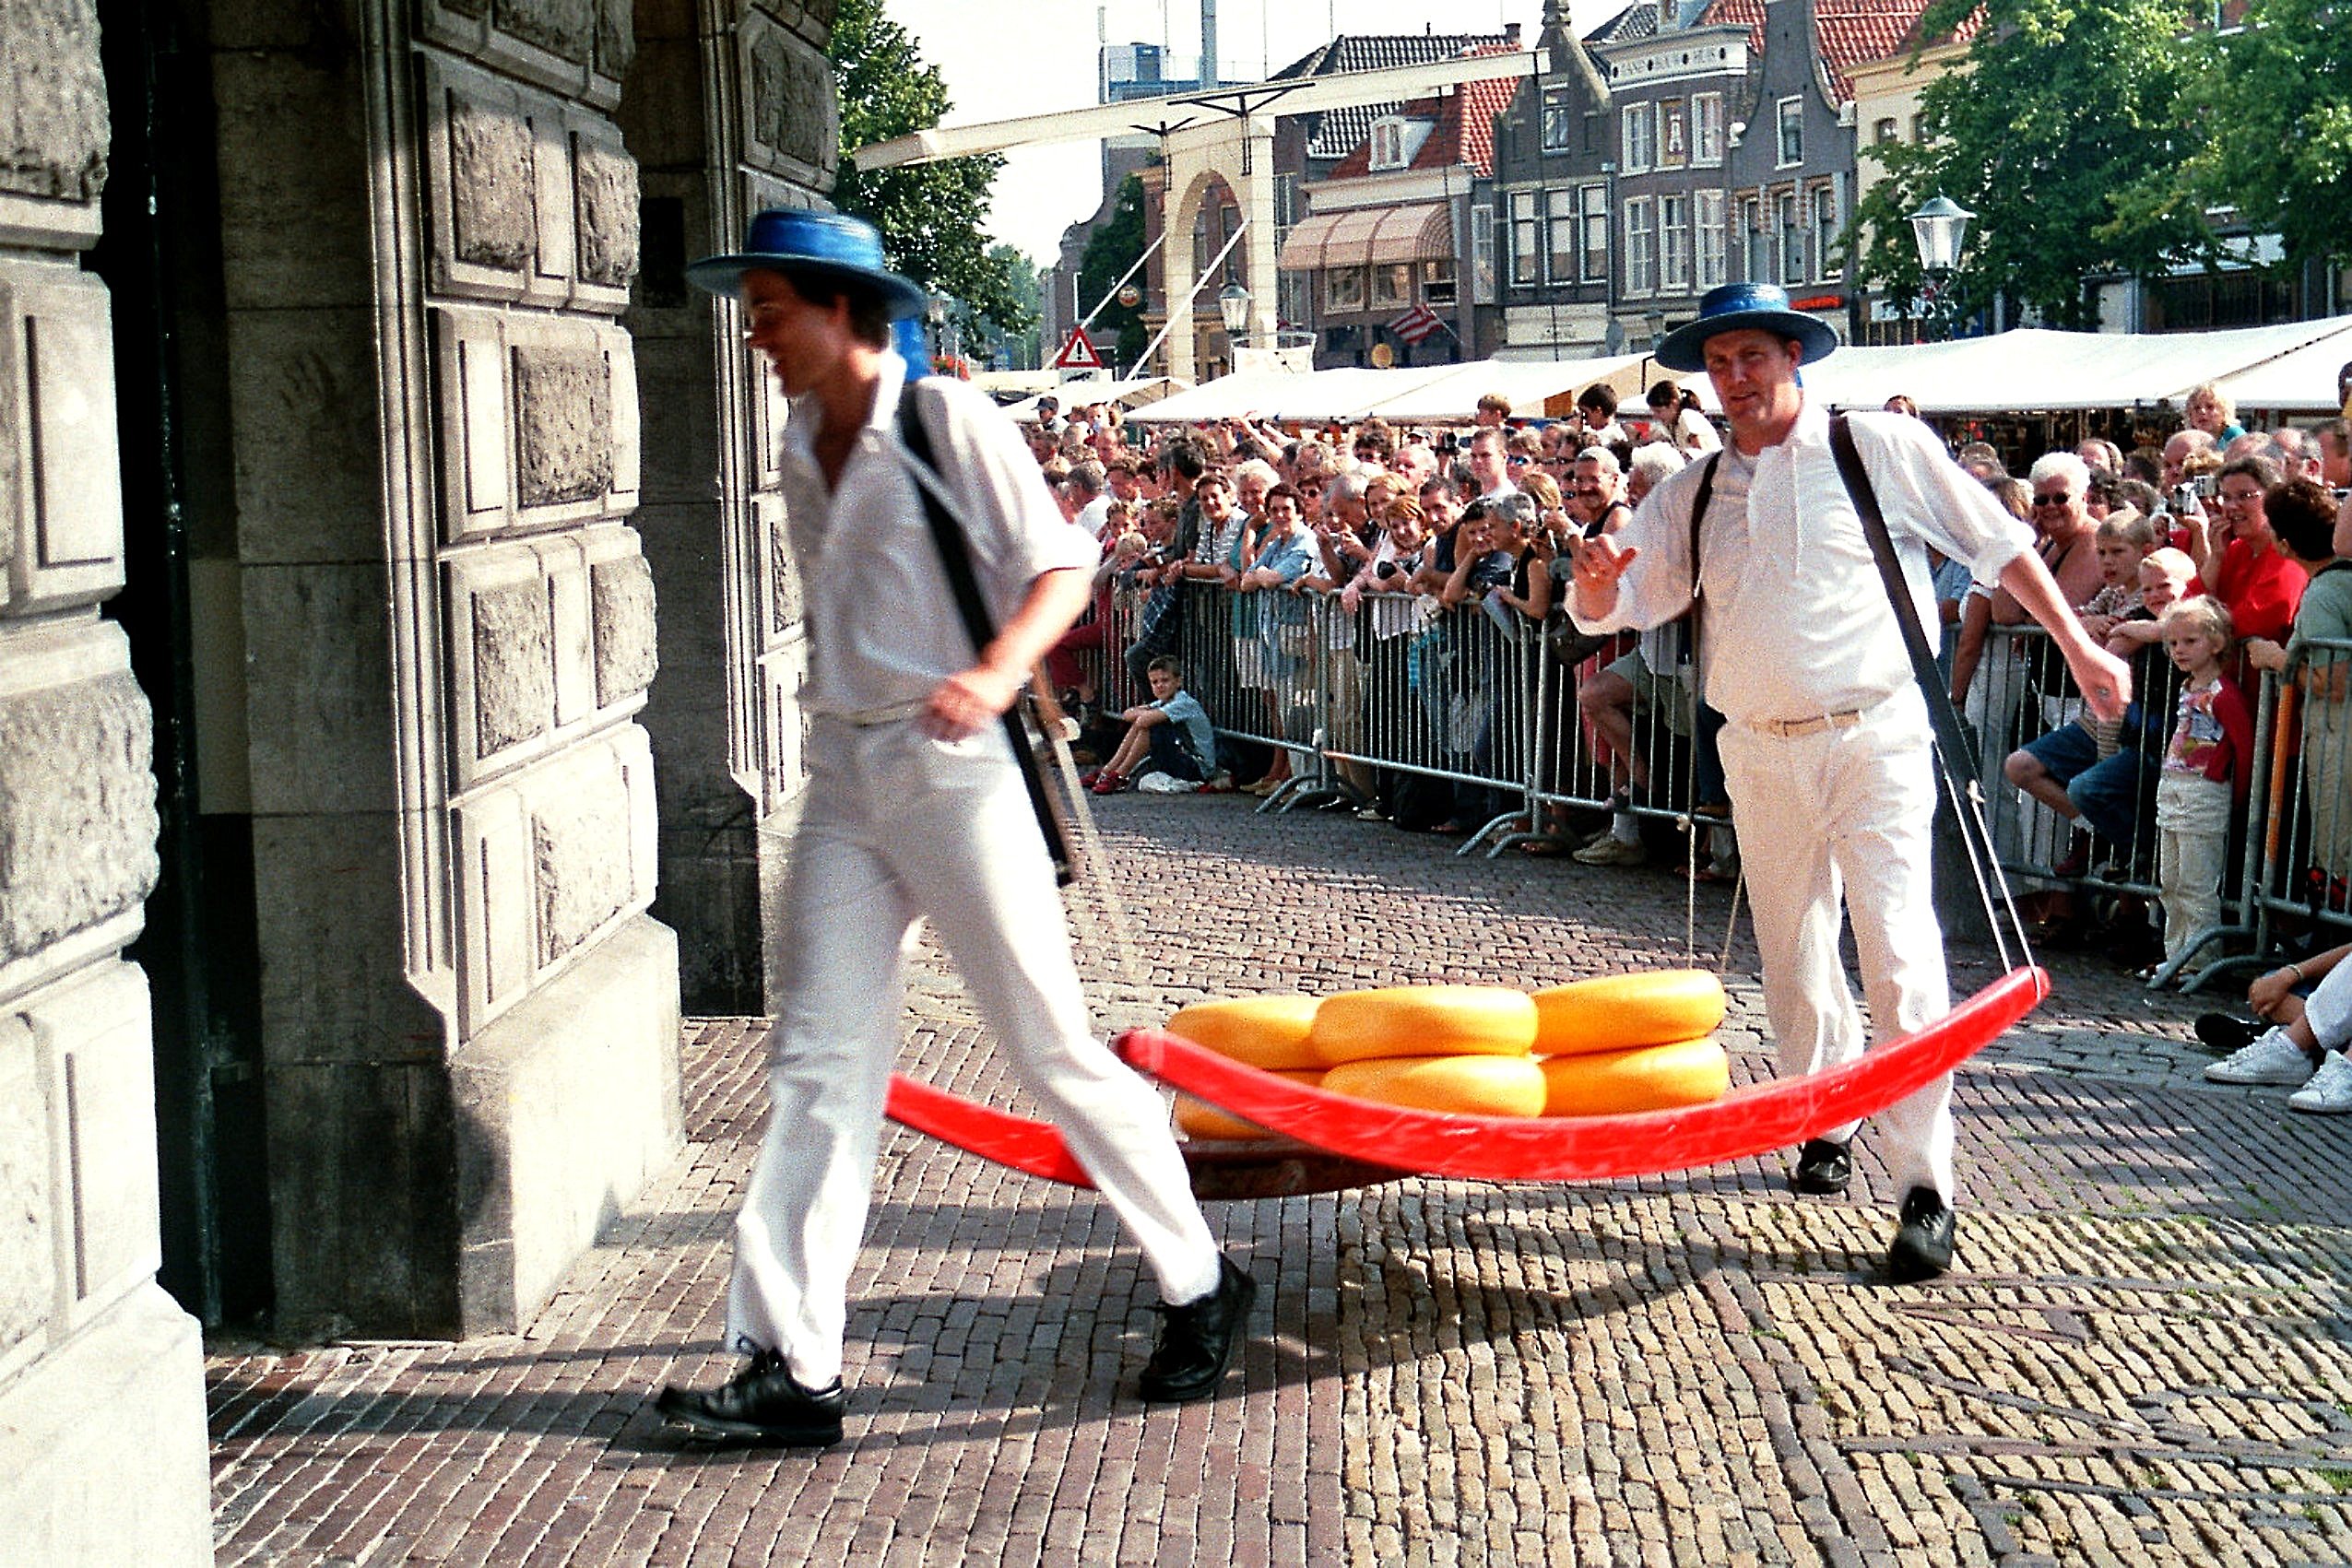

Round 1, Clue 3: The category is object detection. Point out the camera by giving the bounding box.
[2169,482,2199,514]
[2193,473,2218,499]
[1376,560,1401,580]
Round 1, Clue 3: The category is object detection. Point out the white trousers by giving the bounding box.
[1718,689,1956,1202]
[727,717,1223,1388]
[2305,949,2352,1047]
[2154,771,2232,962]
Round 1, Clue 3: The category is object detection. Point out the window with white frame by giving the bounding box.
[1693,93,1725,165]
[1695,190,1727,289]
[1327,266,1365,311]
[1371,118,1408,171]
[1622,102,1656,171]
[1660,194,1691,293]
[1471,204,1496,303]
[1542,87,1574,153]
[1546,188,1576,281]
[1743,195,1769,283]
[1421,258,1458,306]
[1811,185,1840,280]
[1371,262,1412,309]
[1776,96,1803,167]
[1625,197,1656,295]
[1509,190,1540,286]
[1578,183,1609,281]
[1778,191,1802,283]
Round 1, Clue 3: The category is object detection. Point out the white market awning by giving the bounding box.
[1125,315,2352,427]
[999,376,1189,421]
[1792,315,2352,415]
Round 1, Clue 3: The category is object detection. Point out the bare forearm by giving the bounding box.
[981,567,1093,680]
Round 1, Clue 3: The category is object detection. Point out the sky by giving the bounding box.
[881,0,1632,265]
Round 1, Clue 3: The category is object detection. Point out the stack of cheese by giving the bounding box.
[1166,973,1730,1140]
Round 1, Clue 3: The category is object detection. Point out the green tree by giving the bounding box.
[830,0,1032,337]
[1077,175,1151,370]
[960,243,1045,369]
[1849,0,2214,332]
[2170,0,2352,276]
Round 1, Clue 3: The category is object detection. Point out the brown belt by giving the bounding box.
[1746,706,1870,738]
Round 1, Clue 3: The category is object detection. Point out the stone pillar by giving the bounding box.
[0,0,213,1560]
[620,0,835,1016]
[627,0,837,1012]
[207,0,681,1338]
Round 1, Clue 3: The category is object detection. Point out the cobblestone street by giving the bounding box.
[208,795,2352,1566]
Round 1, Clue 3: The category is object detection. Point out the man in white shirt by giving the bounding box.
[1068,459,1112,540]
[1566,283,2131,1282]
[1467,427,1518,502]
[659,211,1252,1445]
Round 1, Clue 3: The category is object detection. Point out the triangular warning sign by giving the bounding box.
[1054,326,1103,370]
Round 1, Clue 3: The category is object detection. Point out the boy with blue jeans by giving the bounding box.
[1090,656,1219,793]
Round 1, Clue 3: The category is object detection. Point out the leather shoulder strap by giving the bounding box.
[1826,413,1984,787]
[1686,452,1720,604]
[896,383,1074,885]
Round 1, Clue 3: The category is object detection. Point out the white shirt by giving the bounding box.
[1073,492,1112,540]
[1569,402,2032,725]
[1670,406,1721,455]
[782,356,1097,715]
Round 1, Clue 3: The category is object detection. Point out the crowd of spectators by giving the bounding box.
[1015,383,2352,1005]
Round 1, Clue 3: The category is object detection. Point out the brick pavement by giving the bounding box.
[208,795,2352,1566]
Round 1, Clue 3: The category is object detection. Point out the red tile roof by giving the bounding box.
[1814,1,1939,100]
[1318,47,1528,182]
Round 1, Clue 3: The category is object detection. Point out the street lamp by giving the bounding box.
[1216,281,1251,346]
[1907,195,1974,340]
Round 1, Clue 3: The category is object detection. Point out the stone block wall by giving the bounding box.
[0,0,212,1559]
[201,0,680,1339]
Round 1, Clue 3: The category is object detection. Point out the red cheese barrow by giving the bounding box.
[883,966,2049,1199]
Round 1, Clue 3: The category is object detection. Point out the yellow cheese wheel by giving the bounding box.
[1309,985,1539,1066]
[1531,970,1728,1057]
[1175,1070,1325,1141]
[1538,1037,1731,1117]
[1320,1055,1548,1118]
[1164,994,1324,1071]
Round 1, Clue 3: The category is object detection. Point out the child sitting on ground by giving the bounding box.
[1088,656,1220,795]
[2152,595,2254,972]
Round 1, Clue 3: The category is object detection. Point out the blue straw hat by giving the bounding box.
[686,208,928,321]
[1653,282,1839,373]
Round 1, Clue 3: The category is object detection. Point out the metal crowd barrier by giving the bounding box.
[1968,625,2352,991]
[1093,579,2352,988]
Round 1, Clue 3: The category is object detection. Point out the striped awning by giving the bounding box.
[1279,202,1452,271]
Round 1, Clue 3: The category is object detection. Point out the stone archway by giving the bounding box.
[1158,121,1278,383]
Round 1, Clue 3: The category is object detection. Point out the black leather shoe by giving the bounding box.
[2193,1012,2264,1055]
[1791,1138,1852,1196]
[656,1350,845,1445]
[1887,1186,1956,1283]
[1139,1256,1256,1403]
